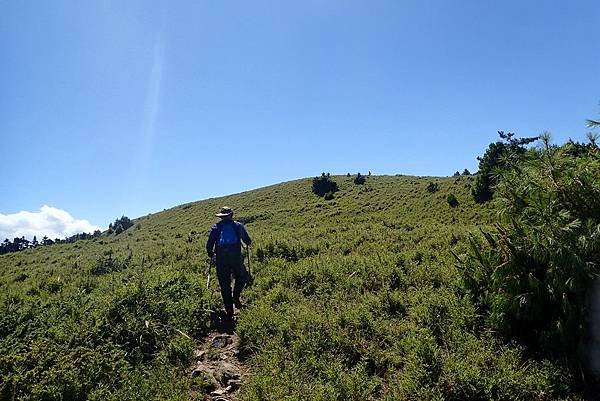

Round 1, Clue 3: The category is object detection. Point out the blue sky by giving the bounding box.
[1,0,599,233]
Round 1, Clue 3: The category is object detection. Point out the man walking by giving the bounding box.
[206,206,252,319]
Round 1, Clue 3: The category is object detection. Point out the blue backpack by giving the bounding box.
[219,222,240,247]
[217,222,242,262]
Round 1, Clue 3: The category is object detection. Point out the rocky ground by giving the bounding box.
[189,311,249,401]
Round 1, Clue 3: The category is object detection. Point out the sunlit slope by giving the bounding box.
[0,174,488,277]
[1,174,513,401]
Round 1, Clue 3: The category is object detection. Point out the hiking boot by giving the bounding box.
[224,306,234,320]
[233,298,244,309]
[222,311,234,322]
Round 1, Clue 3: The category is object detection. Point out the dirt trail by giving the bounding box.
[189,311,249,401]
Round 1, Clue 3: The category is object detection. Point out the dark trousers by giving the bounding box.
[215,257,248,315]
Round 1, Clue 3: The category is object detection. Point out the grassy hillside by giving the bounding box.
[0,174,580,400]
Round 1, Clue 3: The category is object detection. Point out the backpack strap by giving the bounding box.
[233,221,243,243]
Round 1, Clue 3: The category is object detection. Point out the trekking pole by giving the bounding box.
[246,245,253,285]
[206,255,213,289]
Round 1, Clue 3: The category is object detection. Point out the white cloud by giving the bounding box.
[0,205,101,241]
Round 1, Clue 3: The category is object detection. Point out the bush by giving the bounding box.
[459,134,600,361]
[426,182,439,193]
[312,173,338,197]
[446,193,459,208]
[91,249,132,275]
[165,335,195,366]
[255,241,318,262]
[353,173,366,185]
[324,191,335,200]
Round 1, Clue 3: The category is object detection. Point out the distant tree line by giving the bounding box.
[0,215,135,255]
[453,169,471,176]
[0,230,102,255]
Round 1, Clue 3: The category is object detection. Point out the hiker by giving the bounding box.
[206,206,252,319]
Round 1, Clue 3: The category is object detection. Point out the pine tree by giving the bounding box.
[460,134,600,358]
[472,131,538,202]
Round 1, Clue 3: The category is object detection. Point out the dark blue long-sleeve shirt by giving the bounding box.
[206,220,252,258]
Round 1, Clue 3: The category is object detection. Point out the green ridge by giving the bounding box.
[0,175,577,400]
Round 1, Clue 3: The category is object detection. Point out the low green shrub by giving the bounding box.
[426,182,439,193]
[312,173,339,197]
[91,249,131,275]
[446,193,459,208]
[165,335,195,366]
[354,173,366,185]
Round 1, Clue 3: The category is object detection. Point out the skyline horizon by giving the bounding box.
[1,124,596,243]
[2,0,599,238]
